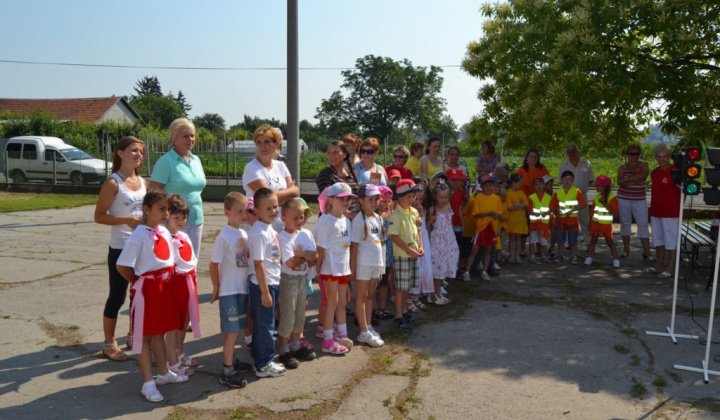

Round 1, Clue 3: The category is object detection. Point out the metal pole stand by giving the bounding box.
[674,233,720,383]
[645,190,699,343]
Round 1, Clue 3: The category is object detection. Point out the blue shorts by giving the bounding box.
[556,230,579,245]
[219,293,248,333]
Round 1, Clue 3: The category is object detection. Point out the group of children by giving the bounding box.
[118,164,621,402]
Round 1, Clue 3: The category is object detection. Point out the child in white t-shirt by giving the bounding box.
[350,184,385,347]
[165,195,201,377]
[116,190,188,403]
[314,183,354,355]
[248,188,286,378]
[276,199,318,369]
[209,192,252,388]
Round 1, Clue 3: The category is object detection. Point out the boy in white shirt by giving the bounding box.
[277,199,318,369]
[210,192,252,388]
[248,188,286,377]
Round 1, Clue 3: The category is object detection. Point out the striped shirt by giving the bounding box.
[617,162,648,200]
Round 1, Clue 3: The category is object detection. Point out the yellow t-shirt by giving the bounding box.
[388,205,420,258]
[505,189,529,235]
[462,193,479,237]
[472,193,503,234]
[406,156,421,176]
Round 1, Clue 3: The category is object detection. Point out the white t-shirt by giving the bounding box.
[171,230,197,274]
[351,212,384,267]
[210,225,251,296]
[108,173,146,250]
[248,221,281,286]
[117,225,174,275]
[278,228,317,276]
[242,158,291,230]
[558,158,594,194]
[314,213,352,276]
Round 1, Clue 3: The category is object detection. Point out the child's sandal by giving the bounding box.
[168,361,195,376]
[178,353,198,367]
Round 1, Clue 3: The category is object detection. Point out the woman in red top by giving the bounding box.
[647,143,680,278]
[516,149,550,197]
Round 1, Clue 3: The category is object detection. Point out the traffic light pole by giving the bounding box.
[645,161,699,343]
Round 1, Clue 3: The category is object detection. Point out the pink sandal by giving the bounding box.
[321,339,349,355]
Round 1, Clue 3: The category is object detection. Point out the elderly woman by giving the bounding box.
[341,133,362,168]
[150,118,206,255]
[406,141,424,176]
[476,140,501,178]
[316,140,359,194]
[94,136,147,361]
[616,142,651,260]
[353,137,389,186]
[242,124,299,229]
[420,137,444,179]
[646,143,680,278]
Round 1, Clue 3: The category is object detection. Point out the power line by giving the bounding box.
[0,59,463,71]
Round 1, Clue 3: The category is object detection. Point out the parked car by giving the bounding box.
[1,136,110,184]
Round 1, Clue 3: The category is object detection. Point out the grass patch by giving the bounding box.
[664,369,683,383]
[614,344,630,354]
[38,316,83,346]
[280,393,311,403]
[630,381,647,399]
[630,355,641,366]
[0,192,98,212]
[622,327,637,337]
[690,398,720,412]
[652,377,667,387]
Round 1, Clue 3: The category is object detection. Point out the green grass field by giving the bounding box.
[0,192,98,212]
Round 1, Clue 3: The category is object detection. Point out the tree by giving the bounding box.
[133,75,162,98]
[175,90,192,115]
[130,94,185,128]
[462,1,720,152]
[316,55,448,140]
[236,115,287,136]
[193,113,226,132]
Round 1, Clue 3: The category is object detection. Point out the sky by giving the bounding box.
[0,0,486,130]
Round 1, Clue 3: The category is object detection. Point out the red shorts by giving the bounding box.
[589,222,613,240]
[318,275,350,307]
[472,224,497,246]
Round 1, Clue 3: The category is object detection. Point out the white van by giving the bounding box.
[2,136,111,184]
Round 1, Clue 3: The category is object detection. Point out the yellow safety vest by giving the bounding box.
[592,193,616,225]
[529,193,551,224]
[556,187,580,219]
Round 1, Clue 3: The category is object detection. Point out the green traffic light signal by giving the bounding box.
[685,181,700,195]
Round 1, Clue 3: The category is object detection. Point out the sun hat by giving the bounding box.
[432,171,449,180]
[561,170,574,179]
[326,182,355,197]
[394,179,420,200]
[378,185,394,199]
[542,175,554,184]
[480,174,495,184]
[387,169,401,179]
[294,197,311,217]
[357,184,382,197]
[595,175,612,187]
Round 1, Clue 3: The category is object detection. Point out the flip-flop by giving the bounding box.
[643,267,659,274]
[658,271,672,278]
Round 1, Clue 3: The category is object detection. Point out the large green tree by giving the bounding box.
[316,55,450,140]
[131,94,185,128]
[463,0,720,152]
[193,113,226,132]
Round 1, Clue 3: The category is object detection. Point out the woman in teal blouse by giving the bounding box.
[149,118,206,256]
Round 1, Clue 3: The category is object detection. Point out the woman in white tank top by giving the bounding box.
[94,136,147,361]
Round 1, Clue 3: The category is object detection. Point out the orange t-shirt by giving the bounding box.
[516,166,550,197]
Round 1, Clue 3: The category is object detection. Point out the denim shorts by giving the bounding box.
[556,229,579,245]
[219,293,248,333]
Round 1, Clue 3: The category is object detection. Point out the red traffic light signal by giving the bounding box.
[686,147,701,161]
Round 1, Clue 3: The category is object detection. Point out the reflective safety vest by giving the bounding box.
[592,193,616,225]
[529,193,551,224]
[556,186,580,218]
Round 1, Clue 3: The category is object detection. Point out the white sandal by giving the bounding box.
[141,381,163,403]
[178,352,198,367]
[168,361,195,376]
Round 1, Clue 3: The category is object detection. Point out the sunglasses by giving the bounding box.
[360,148,376,155]
[394,154,408,159]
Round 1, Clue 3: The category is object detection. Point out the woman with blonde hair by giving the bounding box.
[353,137,389,186]
[150,118,206,255]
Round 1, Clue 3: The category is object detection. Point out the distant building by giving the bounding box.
[226,139,308,154]
[0,97,143,125]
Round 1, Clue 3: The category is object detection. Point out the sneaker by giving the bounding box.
[493,263,501,271]
[394,317,412,330]
[584,257,592,266]
[141,381,164,403]
[613,259,620,268]
[403,312,415,323]
[315,327,325,339]
[335,334,354,350]
[481,271,491,281]
[255,361,286,378]
[156,370,189,385]
[219,370,248,388]
[462,271,471,282]
[291,345,317,361]
[278,352,300,369]
[357,331,384,347]
[368,326,382,340]
[571,256,578,265]
[321,338,349,355]
[486,269,500,277]
[233,359,252,373]
[299,336,315,352]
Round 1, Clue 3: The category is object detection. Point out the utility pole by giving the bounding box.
[287,0,300,186]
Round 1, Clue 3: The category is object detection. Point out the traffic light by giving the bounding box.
[704,146,720,205]
[683,146,702,195]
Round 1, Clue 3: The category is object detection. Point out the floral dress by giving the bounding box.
[430,208,460,280]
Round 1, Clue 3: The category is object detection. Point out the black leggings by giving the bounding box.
[103,247,130,319]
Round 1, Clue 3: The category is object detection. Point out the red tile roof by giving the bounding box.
[0,97,133,123]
